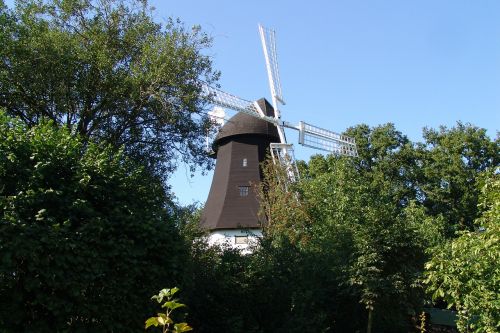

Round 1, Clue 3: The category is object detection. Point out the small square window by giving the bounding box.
[242,158,248,167]
[239,186,249,196]
[235,236,248,244]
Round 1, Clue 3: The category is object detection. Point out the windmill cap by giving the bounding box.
[213,98,279,149]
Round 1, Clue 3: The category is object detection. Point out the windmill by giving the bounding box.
[200,24,357,252]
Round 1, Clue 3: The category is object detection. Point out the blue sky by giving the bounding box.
[158,0,499,206]
[5,0,499,205]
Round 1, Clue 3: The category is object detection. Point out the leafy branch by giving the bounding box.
[145,288,193,333]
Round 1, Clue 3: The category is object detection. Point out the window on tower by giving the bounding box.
[242,158,248,167]
[238,186,249,197]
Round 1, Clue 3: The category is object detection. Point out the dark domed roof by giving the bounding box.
[214,98,279,148]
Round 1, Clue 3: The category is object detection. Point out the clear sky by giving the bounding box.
[157,0,499,206]
[5,0,500,205]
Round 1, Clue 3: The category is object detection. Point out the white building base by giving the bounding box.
[207,228,262,254]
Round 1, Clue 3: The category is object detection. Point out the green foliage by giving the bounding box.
[160,122,495,333]
[344,123,420,207]
[258,159,312,245]
[146,288,193,333]
[181,239,256,333]
[246,237,358,333]
[256,123,467,332]
[418,311,427,333]
[175,203,208,241]
[0,0,219,178]
[418,123,499,233]
[172,122,496,333]
[424,172,500,333]
[0,111,186,332]
[180,231,356,333]
[302,155,437,332]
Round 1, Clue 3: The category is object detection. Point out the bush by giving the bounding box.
[0,111,186,332]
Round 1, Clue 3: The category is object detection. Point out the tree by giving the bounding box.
[344,123,421,207]
[258,159,312,246]
[275,123,448,332]
[255,137,438,332]
[0,0,219,179]
[424,171,500,333]
[0,111,186,332]
[345,122,499,236]
[302,154,440,333]
[418,123,499,233]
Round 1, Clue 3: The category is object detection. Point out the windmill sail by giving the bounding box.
[205,106,226,153]
[202,85,271,120]
[298,121,358,156]
[202,83,357,156]
[258,24,285,106]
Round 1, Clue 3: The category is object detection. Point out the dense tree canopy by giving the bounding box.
[0,111,186,332]
[0,2,221,330]
[424,172,499,333]
[299,156,437,332]
[253,122,497,333]
[0,0,219,178]
[418,123,499,233]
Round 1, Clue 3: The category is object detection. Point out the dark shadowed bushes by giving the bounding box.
[0,112,187,332]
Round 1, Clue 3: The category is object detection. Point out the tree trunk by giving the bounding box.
[367,308,373,333]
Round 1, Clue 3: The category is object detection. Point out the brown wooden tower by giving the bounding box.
[200,99,279,245]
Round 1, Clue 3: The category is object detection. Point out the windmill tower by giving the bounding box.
[200,25,358,252]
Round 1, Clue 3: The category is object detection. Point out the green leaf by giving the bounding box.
[162,301,186,310]
[145,317,159,329]
[174,322,193,332]
[157,313,173,324]
[169,287,180,296]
